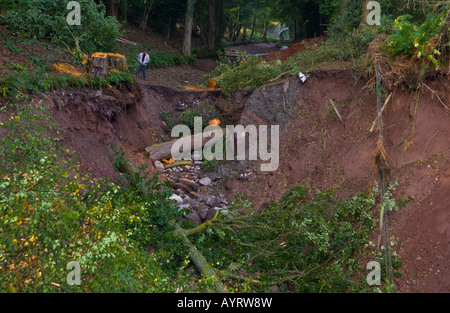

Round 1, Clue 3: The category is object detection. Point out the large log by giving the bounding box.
[146,128,225,161]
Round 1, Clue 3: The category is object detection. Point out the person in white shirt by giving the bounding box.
[136,50,150,80]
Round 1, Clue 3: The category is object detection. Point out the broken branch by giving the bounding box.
[328,99,343,123]
[421,83,449,111]
[369,92,393,133]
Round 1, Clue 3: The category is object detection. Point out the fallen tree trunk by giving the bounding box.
[145,128,225,161]
[173,222,226,292]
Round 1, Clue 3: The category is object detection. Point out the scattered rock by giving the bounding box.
[177,203,191,212]
[206,196,221,208]
[208,172,221,181]
[189,191,203,201]
[185,212,202,226]
[269,285,280,293]
[199,176,212,186]
[169,194,183,204]
[205,208,219,221]
[154,161,165,172]
[173,189,184,196]
[174,182,194,193]
[199,208,209,220]
[190,202,200,211]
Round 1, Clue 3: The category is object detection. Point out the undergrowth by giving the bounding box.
[192,185,379,293]
[204,52,282,97]
[0,69,133,100]
[0,101,189,292]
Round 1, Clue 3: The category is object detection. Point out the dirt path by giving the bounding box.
[135,58,218,90]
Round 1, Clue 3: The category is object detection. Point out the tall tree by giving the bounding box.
[139,0,155,30]
[105,0,121,18]
[207,0,216,50]
[248,15,256,43]
[214,0,225,48]
[182,0,197,56]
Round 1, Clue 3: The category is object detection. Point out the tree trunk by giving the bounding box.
[231,8,240,41]
[361,0,372,25]
[228,23,234,40]
[232,24,242,42]
[248,16,256,43]
[145,128,225,161]
[106,0,121,19]
[166,18,171,39]
[208,0,216,50]
[87,53,128,79]
[182,0,197,56]
[242,26,247,42]
[261,21,267,41]
[215,0,224,47]
[139,0,154,30]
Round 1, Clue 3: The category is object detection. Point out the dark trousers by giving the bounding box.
[135,64,147,80]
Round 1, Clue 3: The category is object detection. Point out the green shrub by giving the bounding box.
[2,42,22,54]
[0,102,188,292]
[205,53,282,97]
[386,12,447,74]
[2,0,122,53]
[147,50,196,69]
[0,68,133,99]
[192,185,377,292]
[180,107,201,130]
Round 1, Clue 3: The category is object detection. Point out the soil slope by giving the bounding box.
[222,69,450,292]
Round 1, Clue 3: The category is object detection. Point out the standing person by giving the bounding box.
[136,50,150,80]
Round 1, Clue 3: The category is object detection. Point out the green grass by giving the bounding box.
[0,68,134,100]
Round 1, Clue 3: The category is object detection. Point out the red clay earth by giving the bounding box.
[222,69,450,292]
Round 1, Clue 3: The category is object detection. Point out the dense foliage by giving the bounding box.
[1,0,122,53]
[0,102,188,292]
[205,53,282,97]
[192,185,377,293]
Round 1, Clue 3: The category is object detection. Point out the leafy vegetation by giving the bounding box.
[0,101,190,292]
[1,0,122,53]
[205,53,282,97]
[0,68,133,99]
[1,0,448,294]
[192,185,378,292]
[386,11,448,74]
